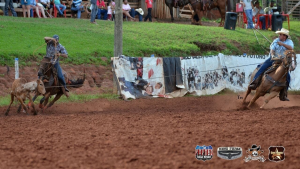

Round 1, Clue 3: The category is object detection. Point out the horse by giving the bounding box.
[242,50,297,109]
[165,0,189,22]
[188,0,206,25]
[204,0,227,27]
[32,62,85,112]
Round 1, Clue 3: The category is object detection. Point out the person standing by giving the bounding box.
[144,0,152,22]
[4,0,17,17]
[90,0,97,23]
[240,0,253,29]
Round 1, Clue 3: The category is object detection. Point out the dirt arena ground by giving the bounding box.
[0,94,299,169]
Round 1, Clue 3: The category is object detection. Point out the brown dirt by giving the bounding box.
[0,94,299,168]
[0,64,113,96]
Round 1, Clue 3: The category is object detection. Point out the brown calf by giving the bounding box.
[5,79,46,116]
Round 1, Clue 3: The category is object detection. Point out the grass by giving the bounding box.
[0,16,299,66]
[0,93,119,107]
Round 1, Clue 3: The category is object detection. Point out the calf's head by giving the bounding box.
[36,79,46,95]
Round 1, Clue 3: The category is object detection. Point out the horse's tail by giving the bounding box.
[68,68,86,88]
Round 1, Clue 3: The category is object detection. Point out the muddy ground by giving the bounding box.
[0,93,299,169]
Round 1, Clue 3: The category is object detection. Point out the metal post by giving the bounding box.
[114,0,123,58]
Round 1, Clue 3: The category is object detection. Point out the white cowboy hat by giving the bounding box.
[135,8,144,15]
[275,28,291,39]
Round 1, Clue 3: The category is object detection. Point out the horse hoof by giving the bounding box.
[5,112,8,116]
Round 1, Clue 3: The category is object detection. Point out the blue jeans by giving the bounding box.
[245,9,253,29]
[130,8,143,21]
[55,4,66,16]
[90,4,97,22]
[54,62,67,88]
[4,0,17,16]
[259,16,266,30]
[71,6,83,19]
[253,57,290,89]
[97,9,107,20]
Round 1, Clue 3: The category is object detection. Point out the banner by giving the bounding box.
[113,54,300,99]
[113,56,165,100]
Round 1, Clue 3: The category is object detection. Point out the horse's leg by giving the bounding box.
[47,93,62,108]
[195,9,202,25]
[247,93,260,108]
[40,92,50,112]
[28,95,37,115]
[260,91,278,109]
[5,94,14,116]
[218,7,225,27]
[170,6,174,22]
[242,87,252,104]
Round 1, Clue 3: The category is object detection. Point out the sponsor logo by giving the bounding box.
[217,147,243,160]
[244,144,266,162]
[268,146,285,162]
[195,145,213,161]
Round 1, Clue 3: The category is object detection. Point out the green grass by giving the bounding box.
[0,16,299,66]
[0,93,119,107]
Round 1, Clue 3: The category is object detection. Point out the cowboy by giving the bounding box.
[249,28,294,101]
[38,35,70,96]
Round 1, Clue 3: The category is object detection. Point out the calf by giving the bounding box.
[5,79,46,116]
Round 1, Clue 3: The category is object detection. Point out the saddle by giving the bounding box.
[255,60,286,90]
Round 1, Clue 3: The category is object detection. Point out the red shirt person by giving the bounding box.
[144,0,153,22]
[97,0,108,20]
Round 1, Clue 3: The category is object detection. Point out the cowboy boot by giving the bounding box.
[249,78,260,90]
[279,87,289,101]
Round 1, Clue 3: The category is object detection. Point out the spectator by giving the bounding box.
[144,0,152,22]
[89,0,97,23]
[21,0,32,18]
[240,0,253,29]
[54,0,66,17]
[132,8,143,22]
[122,0,134,21]
[69,0,84,19]
[252,1,265,30]
[40,0,53,17]
[4,0,17,17]
[107,0,113,20]
[34,0,48,18]
[97,0,107,20]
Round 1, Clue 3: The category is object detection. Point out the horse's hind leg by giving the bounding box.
[5,94,14,116]
[260,91,278,109]
[242,88,252,104]
[47,93,62,108]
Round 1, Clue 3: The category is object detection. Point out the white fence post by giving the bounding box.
[15,58,19,79]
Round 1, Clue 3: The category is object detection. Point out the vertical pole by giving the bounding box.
[113,0,123,95]
[15,58,19,79]
[114,0,123,58]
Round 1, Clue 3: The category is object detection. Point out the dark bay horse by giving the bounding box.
[165,0,189,22]
[243,50,297,109]
[32,64,85,112]
[204,0,227,26]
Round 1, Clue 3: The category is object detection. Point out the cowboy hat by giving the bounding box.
[250,144,261,151]
[275,28,291,39]
[135,8,144,15]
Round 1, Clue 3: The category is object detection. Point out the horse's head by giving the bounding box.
[36,79,46,95]
[282,50,297,71]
